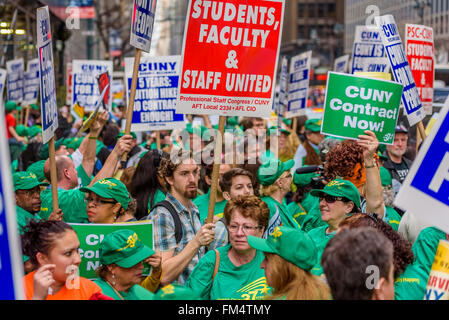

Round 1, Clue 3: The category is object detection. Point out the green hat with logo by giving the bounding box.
[27,125,42,139]
[5,100,20,112]
[13,171,49,191]
[257,158,294,186]
[26,160,47,182]
[293,169,319,187]
[40,138,64,159]
[99,229,155,268]
[30,104,40,111]
[117,131,137,140]
[80,178,131,210]
[305,118,322,132]
[153,284,201,300]
[380,166,392,187]
[15,124,29,137]
[248,226,318,271]
[310,179,361,208]
[185,123,210,140]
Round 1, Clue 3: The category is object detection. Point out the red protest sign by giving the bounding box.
[97,71,111,110]
[405,24,434,115]
[176,0,284,118]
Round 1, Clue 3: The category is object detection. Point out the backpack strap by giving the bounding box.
[212,249,220,283]
[152,200,183,245]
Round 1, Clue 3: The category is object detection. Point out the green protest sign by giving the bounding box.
[322,72,404,144]
[70,221,153,279]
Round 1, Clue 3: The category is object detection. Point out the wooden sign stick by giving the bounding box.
[48,136,59,212]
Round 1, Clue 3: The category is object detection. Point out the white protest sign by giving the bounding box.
[405,24,434,115]
[130,0,157,52]
[124,55,185,131]
[71,60,113,111]
[375,15,425,127]
[334,54,349,73]
[286,50,311,118]
[278,56,288,115]
[395,96,449,235]
[37,6,58,144]
[0,68,6,108]
[23,59,40,106]
[360,57,390,73]
[6,58,24,103]
[350,25,385,74]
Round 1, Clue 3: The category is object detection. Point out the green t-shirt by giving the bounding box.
[16,205,42,235]
[308,225,336,276]
[261,196,300,237]
[384,206,402,231]
[301,193,318,212]
[185,244,270,300]
[394,263,428,300]
[76,164,92,188]
[193,190,227,224]
[147,188,166,213]
[412,227,447,274]
[301,203,328,233]
[40,187,88,223]
[287,201,307,228]
[94,278,154,300]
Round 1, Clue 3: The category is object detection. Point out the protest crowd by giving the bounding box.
[2,1,448,303]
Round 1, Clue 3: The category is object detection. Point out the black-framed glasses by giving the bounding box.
[319,194,346,204]
[16,187,41,197]
[85,197,116,206]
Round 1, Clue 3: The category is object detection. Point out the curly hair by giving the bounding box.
[158,149,192,186]
[324,140,365,181]
[223,195,269,231]
[339,213,414,278]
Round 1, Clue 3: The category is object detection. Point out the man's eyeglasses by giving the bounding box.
[228,224,261,233]
[319,194,347,204]
[85,197,116,206]
[16,187,40,197]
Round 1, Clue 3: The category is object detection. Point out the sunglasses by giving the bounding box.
[319,194,347,204]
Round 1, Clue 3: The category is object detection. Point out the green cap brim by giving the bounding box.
[282,159,295,172]
[115,245,155,268]
[79,185,114,200]
[14,181,49,192]
[247,236,275,254]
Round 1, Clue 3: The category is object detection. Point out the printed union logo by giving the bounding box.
[327,180,345,187]
[383,133,393,142]
[118,233,138,251]
[98,179,117,188]
[271,227,282,239]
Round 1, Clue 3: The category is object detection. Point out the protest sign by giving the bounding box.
[286,51,311,118]
[70,222,153,279]
[176,0,285,118]
[66,62,73,105]
[354,71,391,81]
[0,68,6,107]
[77,83,109,135]
[0,104,24,299]
[322,72,403,144]
[112,79,124,106]
[71,60,113,111]
[6,58,24,103]
[130,0,157,52]
[37,6,58,145]
[375,15,425,127]
[278,56,288,115]
[23,59,40,106]
[334,54,349,73]
[394,97,449,235]
[425,240,449,300]
[124,55,185,131]
[405,24,434,115]
[96,71,110,110]
[360,57,390,73]
[350,25,385,74]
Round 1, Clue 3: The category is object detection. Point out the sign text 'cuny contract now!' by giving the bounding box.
[177,0,285,118]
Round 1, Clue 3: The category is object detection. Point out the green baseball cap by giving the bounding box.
[310,179,361,208]
[13,171,49,191]
[117,131,137,140]
[257,158,294,186]
[80,178,131,210]
[5,100,19,111]
[227,116,239,127]
[99,229,155,268]
[30,104,40,111]
[380,166,392,187]
[282,118,292,126]
[27,125,42,139]
[26,160,47,182]
[153,284,201,300]
[248,226,318,271]
[40,138,64,159]
[305,118,322,132]
[184,123,210,140]
[268,125,290,136]
[293,169,319,187]
[15,125,29,137]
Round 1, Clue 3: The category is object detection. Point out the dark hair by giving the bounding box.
[131,149,165,220]
[18,142,43,171]
[339,213,414,278]
[99,123,120,147]
[324,139,365,181]
[219,168,254,193]
[321,227,394,300]
[21,219,74,268]
[238,162,261,197]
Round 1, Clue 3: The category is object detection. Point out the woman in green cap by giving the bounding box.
[186,195,271,300]
[248,226,330,300]
[95,229,160,300]
[258,157,300,237]
[80,178,132,224]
